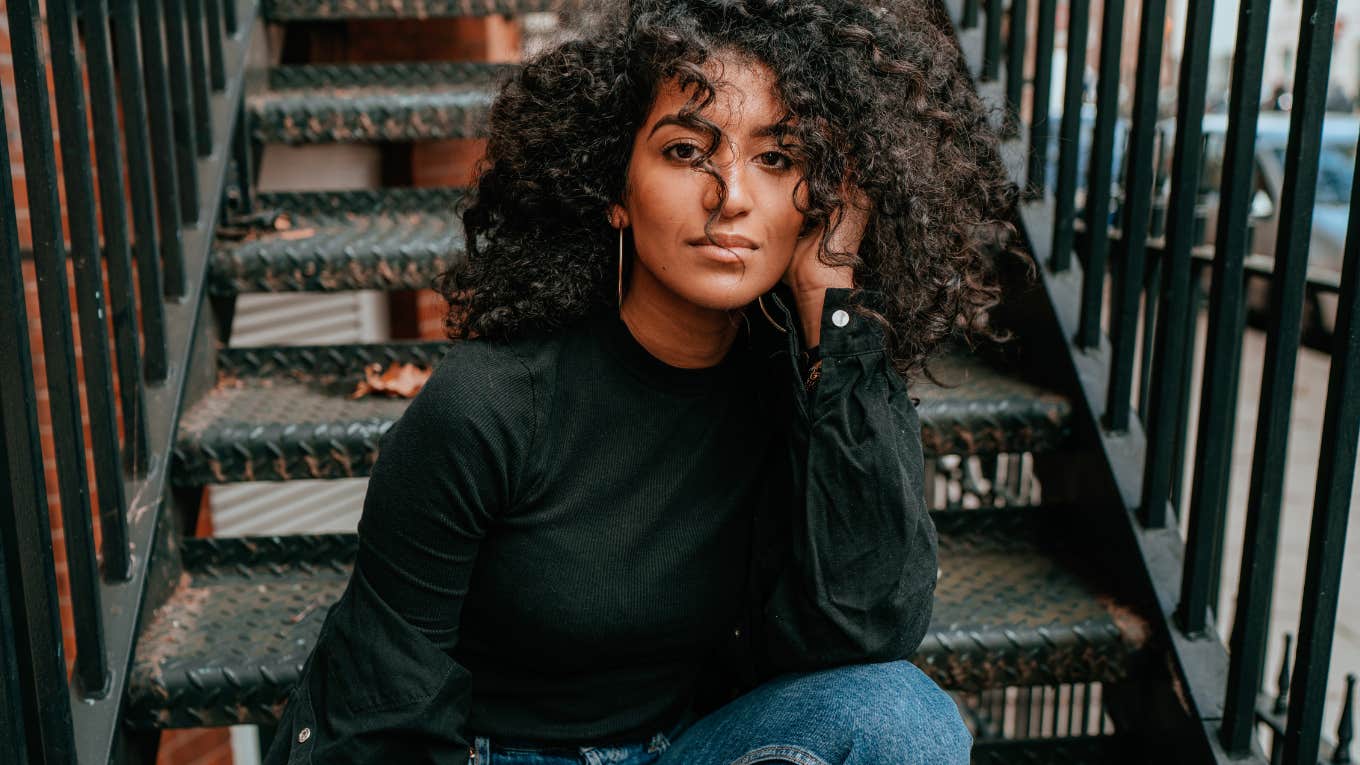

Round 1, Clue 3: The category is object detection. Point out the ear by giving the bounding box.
[608,202,631,229]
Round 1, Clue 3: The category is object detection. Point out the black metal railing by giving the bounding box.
[0,1,256,761]
[954,0,1358,762]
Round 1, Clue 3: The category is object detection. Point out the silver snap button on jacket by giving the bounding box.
[831,309,850,327]
[298,727,311,743]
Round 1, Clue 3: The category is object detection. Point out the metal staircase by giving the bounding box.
[1,0,1357,763]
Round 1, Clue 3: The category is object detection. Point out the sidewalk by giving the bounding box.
[1184,321,1359,738]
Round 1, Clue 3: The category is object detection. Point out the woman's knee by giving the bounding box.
[783,659,971,764]
[728,660,973,765]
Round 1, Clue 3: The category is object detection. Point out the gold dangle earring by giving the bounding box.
[617,227,625,309]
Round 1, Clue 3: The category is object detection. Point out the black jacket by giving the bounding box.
[265,286,937,764]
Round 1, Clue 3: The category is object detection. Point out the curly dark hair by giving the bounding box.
[438,0,1022,381]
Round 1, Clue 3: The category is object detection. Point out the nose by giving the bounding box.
[701,148,753,219]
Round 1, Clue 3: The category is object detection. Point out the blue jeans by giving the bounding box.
[471,660,973,765]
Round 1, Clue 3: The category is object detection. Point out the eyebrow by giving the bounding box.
[646,113,795,141]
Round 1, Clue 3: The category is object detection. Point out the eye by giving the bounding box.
[756,150,794,170]
[664,142,702,162]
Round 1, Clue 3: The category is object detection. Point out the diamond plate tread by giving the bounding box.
[123,510,1147,729]
[171,343,1073,486]
[922,510,1149,693]
[249,62,516,144]
[211,187,467,294]
[970,735,1139,764]
[264,0,580,19]
[914,352,1071,457]
[172,343,1071,484]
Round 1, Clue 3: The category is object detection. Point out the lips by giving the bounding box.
[687,233,758,250]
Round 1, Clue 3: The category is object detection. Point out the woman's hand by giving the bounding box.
[782,185,871,346]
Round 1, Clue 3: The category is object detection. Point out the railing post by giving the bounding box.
[0,531,27,762]
[1140,0,1215,523]
[1104,0,1168,432]
[1050,0,1090,273]
[184,0,215,153]
[1279,117,1360,765]
[1178,0,1273,638]
[82,0,152,483]
[982,0,1003,81]
[160,0,203,224]
[1025,0,1056,197]
[1333,675,1355,763]
[1221,0,1339,753]
[1268,634,1293,764]
[0,35,78,759]
[1074,0,1126,350]
[1003,0,1027,139]
[7,0,110,698]
[112,0,172,386]
[138,0,190,298]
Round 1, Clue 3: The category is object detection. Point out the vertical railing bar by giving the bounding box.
[1137,253,1161,420]
[1025,0,1056,198]
[1169,262,1207,514]
[982,0,1003,81]
[1177,0,1272,637]
[138,0,190,298]
[1139,132,1175,422]
[231,93,256,214]
[1204,290,1250,619]
[1275,633,1293,716]
[1073,682,1086,734]
[112,0,171,385]
[1003,0,1027,139]
[1060,680,1071,735]
[52,0,131,675]
[183,0,214,153]
[1015,683,1030,736]
[0,71,78,765]
[1050,0,1090,273]
[1223,0,1339,751]
[76,0,148,577]
[160,0,202,222]
[7,0,110,698]
[1074,0,1125,350]
[1278,119,1359,765]
[963,0,980,29]
[1103,0,1167,431]
[80,0,149,456]
[1333,674,1356,763]
[0,526,27,762]
[222,0,239,35]
[204,0,227,90]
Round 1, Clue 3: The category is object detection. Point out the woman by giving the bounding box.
[266,0,1016,761]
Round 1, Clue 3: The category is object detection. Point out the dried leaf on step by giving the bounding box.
[350,362,432,399]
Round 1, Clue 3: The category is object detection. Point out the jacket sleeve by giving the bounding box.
[264,343,535,765]
[756,287,939,676]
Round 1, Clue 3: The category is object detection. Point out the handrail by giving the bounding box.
[0,0,258,761]
[946,0,1359,762]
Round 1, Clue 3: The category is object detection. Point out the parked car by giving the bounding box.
[1195,112,1356,341]
[1043,107,1356,344]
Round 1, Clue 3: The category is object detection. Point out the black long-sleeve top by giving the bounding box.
[265,286,938,765]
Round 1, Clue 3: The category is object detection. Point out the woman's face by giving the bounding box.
[614,55,806,313]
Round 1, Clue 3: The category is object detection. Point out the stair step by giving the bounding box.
[171,344,1073,485]
[263,0,578,19]
[211,187,465,295]
[970,735,1138,764]
[123,509,1147,729]
[249,62,514,144]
